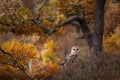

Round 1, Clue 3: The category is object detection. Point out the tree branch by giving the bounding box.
[0,22,10,26]
[31,15,80,35]
[34,0,48,19]
[48,15,79,35]
[32,15,93,49]
[31,19,49,34]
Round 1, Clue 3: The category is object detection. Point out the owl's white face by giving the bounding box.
[71,46,79,54]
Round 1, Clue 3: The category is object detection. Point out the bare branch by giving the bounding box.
[34,0,48,19]
[38,0,48,11]
[82,6,85,16]
[71,21,81,33]
[0,22,10,26]
[0,62,17,67]
[31,19,49,34]
[31,15,80,35]
[48,15,80,35]
[0,47,13,58]
[76,34,85,39]
[32,15,93,42]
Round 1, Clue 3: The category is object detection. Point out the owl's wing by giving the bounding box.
[60,54,78,66]
[65,54,78,64]
[60,56,68,65]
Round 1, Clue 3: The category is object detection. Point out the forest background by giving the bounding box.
[0,0,120,80]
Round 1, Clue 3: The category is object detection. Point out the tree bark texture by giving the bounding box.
[92,0,106,55]
[76,17,93,49]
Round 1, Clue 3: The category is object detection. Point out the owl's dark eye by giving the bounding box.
[73,49,75,51]
[76,49,78,51]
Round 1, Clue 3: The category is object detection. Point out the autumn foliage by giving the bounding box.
[1,39,39,60]
[0,0,120,80]
[103,25,120,53]
[42,40,59,63]
[0,39,60,80]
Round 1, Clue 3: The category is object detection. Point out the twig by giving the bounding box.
[34,0,48,19]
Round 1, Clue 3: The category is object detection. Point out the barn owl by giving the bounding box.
[60,46,80,66]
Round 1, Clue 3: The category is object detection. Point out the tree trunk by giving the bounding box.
[77,17,93,49]
[92,0,106,56]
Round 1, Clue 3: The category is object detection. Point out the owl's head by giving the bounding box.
[71,46,79,54]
